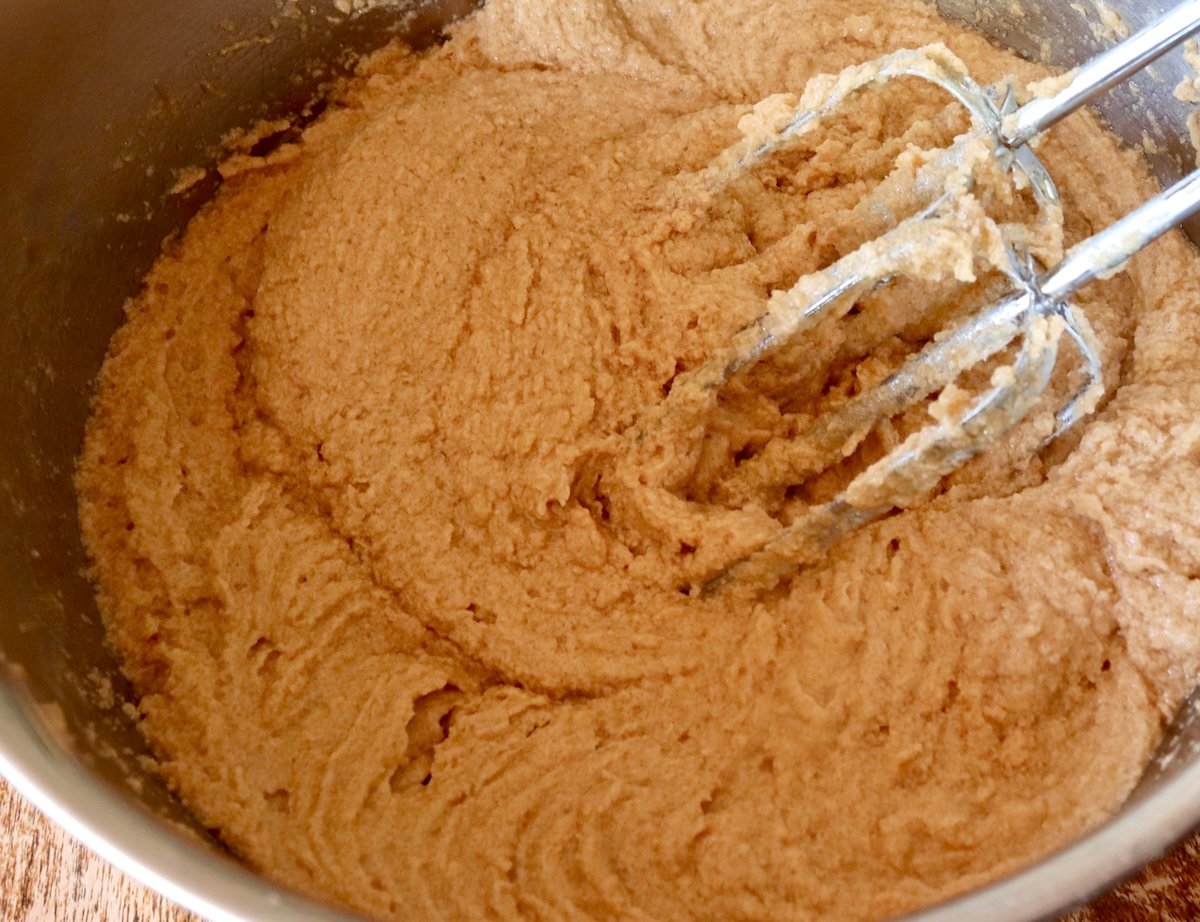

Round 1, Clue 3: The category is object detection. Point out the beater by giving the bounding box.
[654,1,1200,590]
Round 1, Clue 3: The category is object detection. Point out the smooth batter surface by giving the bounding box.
[77,1,1200,919]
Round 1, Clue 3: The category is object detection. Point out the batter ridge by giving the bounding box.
[78,1,1200,919]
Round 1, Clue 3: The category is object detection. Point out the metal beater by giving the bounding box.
[671,1,1200,589]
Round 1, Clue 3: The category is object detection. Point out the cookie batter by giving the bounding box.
[77,0,1200,919]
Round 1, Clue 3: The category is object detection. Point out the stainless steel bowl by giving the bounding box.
[2,1,1199,919]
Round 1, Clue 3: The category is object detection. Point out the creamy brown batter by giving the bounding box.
[77,1,1200,919]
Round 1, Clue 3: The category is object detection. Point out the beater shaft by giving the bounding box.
[1003,0,1200,148]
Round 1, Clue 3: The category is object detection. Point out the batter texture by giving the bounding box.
[78,0,1200,919]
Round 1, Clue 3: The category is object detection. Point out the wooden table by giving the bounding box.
[0,778,190,921]
[1,777,1196,922]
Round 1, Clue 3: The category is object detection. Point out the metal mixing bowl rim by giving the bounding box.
[0,686,359,921]
[2,674,1199,921]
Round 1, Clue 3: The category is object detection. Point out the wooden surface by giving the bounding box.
[0,778,193,922]
[1,776,1197,922]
